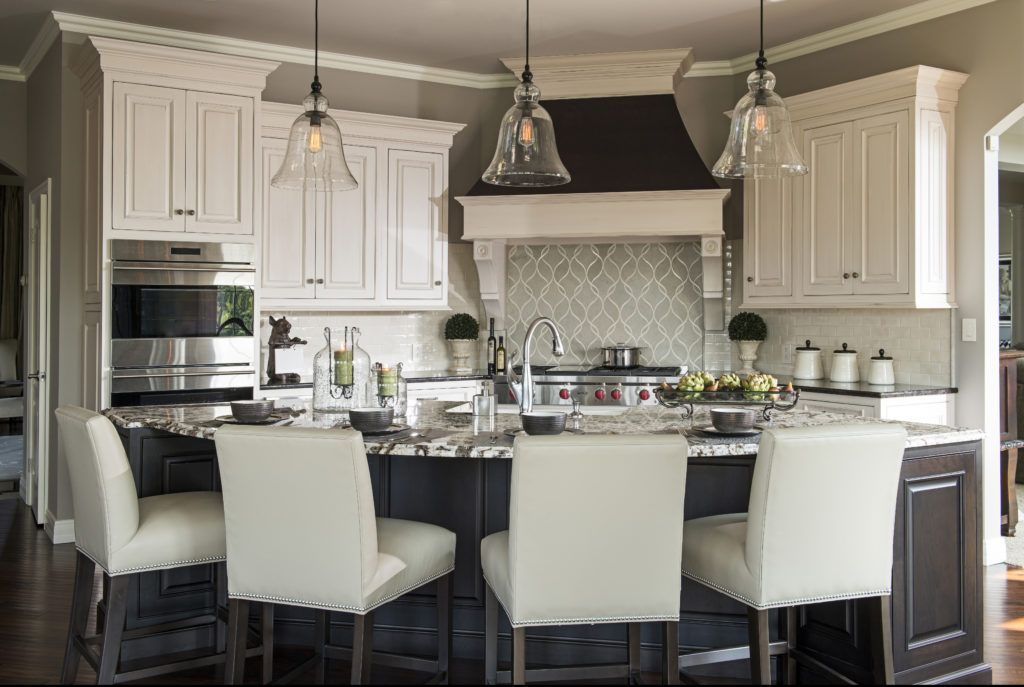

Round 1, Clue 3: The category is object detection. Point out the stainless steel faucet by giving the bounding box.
[505,317,565,414]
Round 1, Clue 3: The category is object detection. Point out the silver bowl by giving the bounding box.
[709,407,756,433]
[230,399,275,423]
[521,411,567,436]
[349,407,395,433]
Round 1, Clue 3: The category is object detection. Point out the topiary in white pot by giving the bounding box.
[728,312,768,375]
[444,313,480,373]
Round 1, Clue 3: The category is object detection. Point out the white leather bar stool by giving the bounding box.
[677,424,907,685]
[480,434,689,685]
[55,407,256,684]
[215,425,457,685]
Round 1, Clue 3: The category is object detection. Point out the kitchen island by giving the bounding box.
[102,401,988,684]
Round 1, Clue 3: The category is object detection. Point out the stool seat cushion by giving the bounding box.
[681,513,758,606]
[105,491,227,576]
[481,530,512,615]
[363,517,456,612]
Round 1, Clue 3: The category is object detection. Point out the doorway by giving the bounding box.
[0,165,24,498]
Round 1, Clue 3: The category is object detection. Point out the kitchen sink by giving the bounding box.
[446,403,629,417]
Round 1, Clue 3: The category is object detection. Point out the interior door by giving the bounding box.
[22,180,51,524]
[259,138,316,300]
[386,149,445,301]
[801,122,854,297]
[185,91,253,234]
[743,177,792,297]
[318,144,377,300]
[852,110,910,295]
[112,82,186,231]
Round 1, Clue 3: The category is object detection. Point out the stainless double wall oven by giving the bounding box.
[109,240,257,406]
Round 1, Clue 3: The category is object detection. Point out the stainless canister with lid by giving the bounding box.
[829,343,860,383]
[867,349,895,386]
[792,339,824,380]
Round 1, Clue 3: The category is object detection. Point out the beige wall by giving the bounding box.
[0,79,27,176]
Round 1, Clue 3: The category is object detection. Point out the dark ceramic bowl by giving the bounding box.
[521,411,567,436]
[230,399,275,423]
[349,407,395,433]
[709,407,756,433]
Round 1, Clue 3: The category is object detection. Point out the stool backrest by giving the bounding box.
[54,406,140,570]
[0,339,16,381]
[508,434,688,624]
[745,424,906,606]
[215,425,379,608]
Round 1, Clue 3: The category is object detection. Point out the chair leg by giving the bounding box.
[512,626,526,685]
[215,563,227,655]
[96,574,129,685]
[314,610,329,684]
[784,606,798,685]
[437,573,453,684]
[870,596,895,685]
[662,621,680,685]
[261,602,275,684]
[628,623,642,681]
[351,612,374,685]
[60,551,95,684]
[485,584,499,685]
[224,598,250,685]
[747,607,770,686]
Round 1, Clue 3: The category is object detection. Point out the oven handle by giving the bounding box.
[113,263,255,272]
[112,369,256,379]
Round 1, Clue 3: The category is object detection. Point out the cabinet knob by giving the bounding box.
[843,273,850,279]
[746,276,753,283]
[306,278,314,284]
[174,209,184,215]
[434,280,442,286]
[852,272,860,279]
[316,278,325,284]
[186,209,196,216]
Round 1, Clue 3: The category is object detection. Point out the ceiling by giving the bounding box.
[0,0,933,74]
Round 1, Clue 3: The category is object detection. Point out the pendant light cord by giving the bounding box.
[755,0,767,70]
[521,0,533,83]
[312,0,321,92]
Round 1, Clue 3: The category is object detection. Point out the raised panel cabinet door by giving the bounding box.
[386,149,445,301]
[259,138,316,299]
[83,89,102,302]
[185,91,253,234]
[317,144,377,300]
[112,82,186,231]
[743,177,792,297]
[853,110,910,295]
[82,310,102,412]
[801,122,854,296]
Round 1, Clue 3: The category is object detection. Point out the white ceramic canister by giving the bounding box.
[792,339,824,380]
[829,342,860,383]
[867,349,895,385]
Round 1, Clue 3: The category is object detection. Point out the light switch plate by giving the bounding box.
[962,318,977,342]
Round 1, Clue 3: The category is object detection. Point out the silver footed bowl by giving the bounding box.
[520,411,567,436]
[349,407,395,433]
[709,407,756,433]
[230,399,275,423]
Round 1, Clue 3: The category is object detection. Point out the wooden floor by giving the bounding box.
[2,495,1023,684]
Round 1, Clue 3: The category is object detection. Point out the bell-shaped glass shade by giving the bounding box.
[271,89,357,191]
[482,81,570,187]
[712,69,808,179]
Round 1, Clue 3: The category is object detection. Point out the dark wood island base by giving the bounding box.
[105,423,988,684]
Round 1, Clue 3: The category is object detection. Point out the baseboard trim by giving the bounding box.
[984,535,1007,566]
[45,511,75,545]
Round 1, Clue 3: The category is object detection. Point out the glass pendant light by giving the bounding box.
[712,0,808,179]
[482,0,570,187]
[272,0,357,191]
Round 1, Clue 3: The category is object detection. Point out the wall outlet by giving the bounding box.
[962,318,977,342]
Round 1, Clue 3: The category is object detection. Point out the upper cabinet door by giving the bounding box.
[185,91,253,234]
[801,121,854,297]
[744,177,792,298]
[112,82,186,231]
[386,149,445,301]
[260,138,315,300]
[318,144,378,300]
[852,111,910,296]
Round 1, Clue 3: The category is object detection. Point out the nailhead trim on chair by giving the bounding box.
[230,566,456,613]
[681,568,891,610]
[78,547,226,576]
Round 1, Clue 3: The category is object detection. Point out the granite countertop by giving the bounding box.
[103,400,983,459]
[260,370,491,391]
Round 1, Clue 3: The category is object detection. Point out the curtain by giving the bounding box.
[0,185,23,342]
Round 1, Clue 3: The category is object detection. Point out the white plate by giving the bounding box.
[692,425,762,437]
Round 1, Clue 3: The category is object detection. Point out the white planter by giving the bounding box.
[736,340,762,375]
[447,339,477,373]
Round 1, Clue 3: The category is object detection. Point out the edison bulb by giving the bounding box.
[307,124,323,153]
[752,106,769,136]
[517,116,536,148]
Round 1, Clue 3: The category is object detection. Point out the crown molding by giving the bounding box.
[262,101,465,148]
[0,0,1002,86]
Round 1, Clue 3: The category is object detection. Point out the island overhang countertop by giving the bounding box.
[103,400,984,458]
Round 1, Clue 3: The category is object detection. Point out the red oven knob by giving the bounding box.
[639,389,651,401]
[559,388,570,400]
[610,388,622,401]
[595,388,607,401]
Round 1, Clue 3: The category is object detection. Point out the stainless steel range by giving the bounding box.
[495,364,686,408]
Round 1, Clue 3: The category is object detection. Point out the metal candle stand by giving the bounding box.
[324,326,355,400]
[654,387,801,422]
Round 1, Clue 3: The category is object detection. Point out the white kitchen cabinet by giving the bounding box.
[406,380,483,404]
[111,82,254,235]
[797,390,953,424]
[741,66,966,309]
[259,103,464,311]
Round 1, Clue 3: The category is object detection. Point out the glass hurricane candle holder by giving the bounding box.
[372,362,407,417]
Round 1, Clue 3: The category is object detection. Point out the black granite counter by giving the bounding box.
[765,374,956,399]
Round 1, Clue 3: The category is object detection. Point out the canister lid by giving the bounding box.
[871,349,893,360]
[796,339,820,351]
[833,342,857,354]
